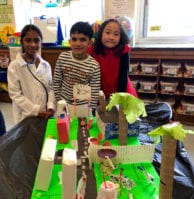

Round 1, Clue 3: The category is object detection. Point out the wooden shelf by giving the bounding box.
[173,112,194,124]
[130,48,194,125]
[1,46,194,124]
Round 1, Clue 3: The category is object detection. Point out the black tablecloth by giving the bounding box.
[0,103,193,199]
[0,110,6,136]
[0,117,47,199]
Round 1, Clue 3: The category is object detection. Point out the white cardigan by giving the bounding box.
[8,53,56,124]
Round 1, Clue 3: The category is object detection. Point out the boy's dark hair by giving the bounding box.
[21,24,43,41]
[70,21,93,39]
[93,18,129,56]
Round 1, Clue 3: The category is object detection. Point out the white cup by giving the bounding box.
[96,181,117,199]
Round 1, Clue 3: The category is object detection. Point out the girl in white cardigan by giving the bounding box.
[8,24,56,124]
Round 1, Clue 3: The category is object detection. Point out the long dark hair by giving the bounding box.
[93,18,129,56]
[20,24,43,53]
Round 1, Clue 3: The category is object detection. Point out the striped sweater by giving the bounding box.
[53,51,101,107]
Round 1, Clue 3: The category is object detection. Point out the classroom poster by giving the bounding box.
[109,0,130,17]
[104,0,135,19]
[104,0,136,46]
[0,0,15,29]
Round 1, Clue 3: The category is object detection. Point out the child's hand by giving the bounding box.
[45,109,54,118]
[38,109,54,118]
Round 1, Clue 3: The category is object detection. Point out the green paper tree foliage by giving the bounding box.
[148,122,194,143]
[106,92,147,124]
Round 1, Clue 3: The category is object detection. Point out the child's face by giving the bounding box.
[101,21,121,49]
[69,33,92,59]
[21,30,41,57]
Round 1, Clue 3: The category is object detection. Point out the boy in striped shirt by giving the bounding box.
[53,21,101,117]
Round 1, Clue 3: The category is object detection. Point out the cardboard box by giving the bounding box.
[95,106,139,140]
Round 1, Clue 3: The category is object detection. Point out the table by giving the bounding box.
[31,117,159,199]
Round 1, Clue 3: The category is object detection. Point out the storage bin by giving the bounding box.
[139,80,156,92]
[184,83,194,95]
[131,79,139,89]
[160,80,178,94]
[140,62,158,75]
[162,62,181,76]
[184,63,194,78]
[181,100,194,115]
[129,62,139,74]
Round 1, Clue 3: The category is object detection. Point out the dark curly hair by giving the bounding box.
[93,18,129,56]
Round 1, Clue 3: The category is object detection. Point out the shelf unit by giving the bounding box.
[130,48,194,124]
[0,47,194,124]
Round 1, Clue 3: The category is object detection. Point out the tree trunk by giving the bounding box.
[118,107,128,145]
[159,136,177,199]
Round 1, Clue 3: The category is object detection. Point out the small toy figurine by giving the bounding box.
[98,149,117,176]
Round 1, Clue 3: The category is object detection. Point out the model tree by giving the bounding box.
[106,92,147,145]
[148,122,189,199]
